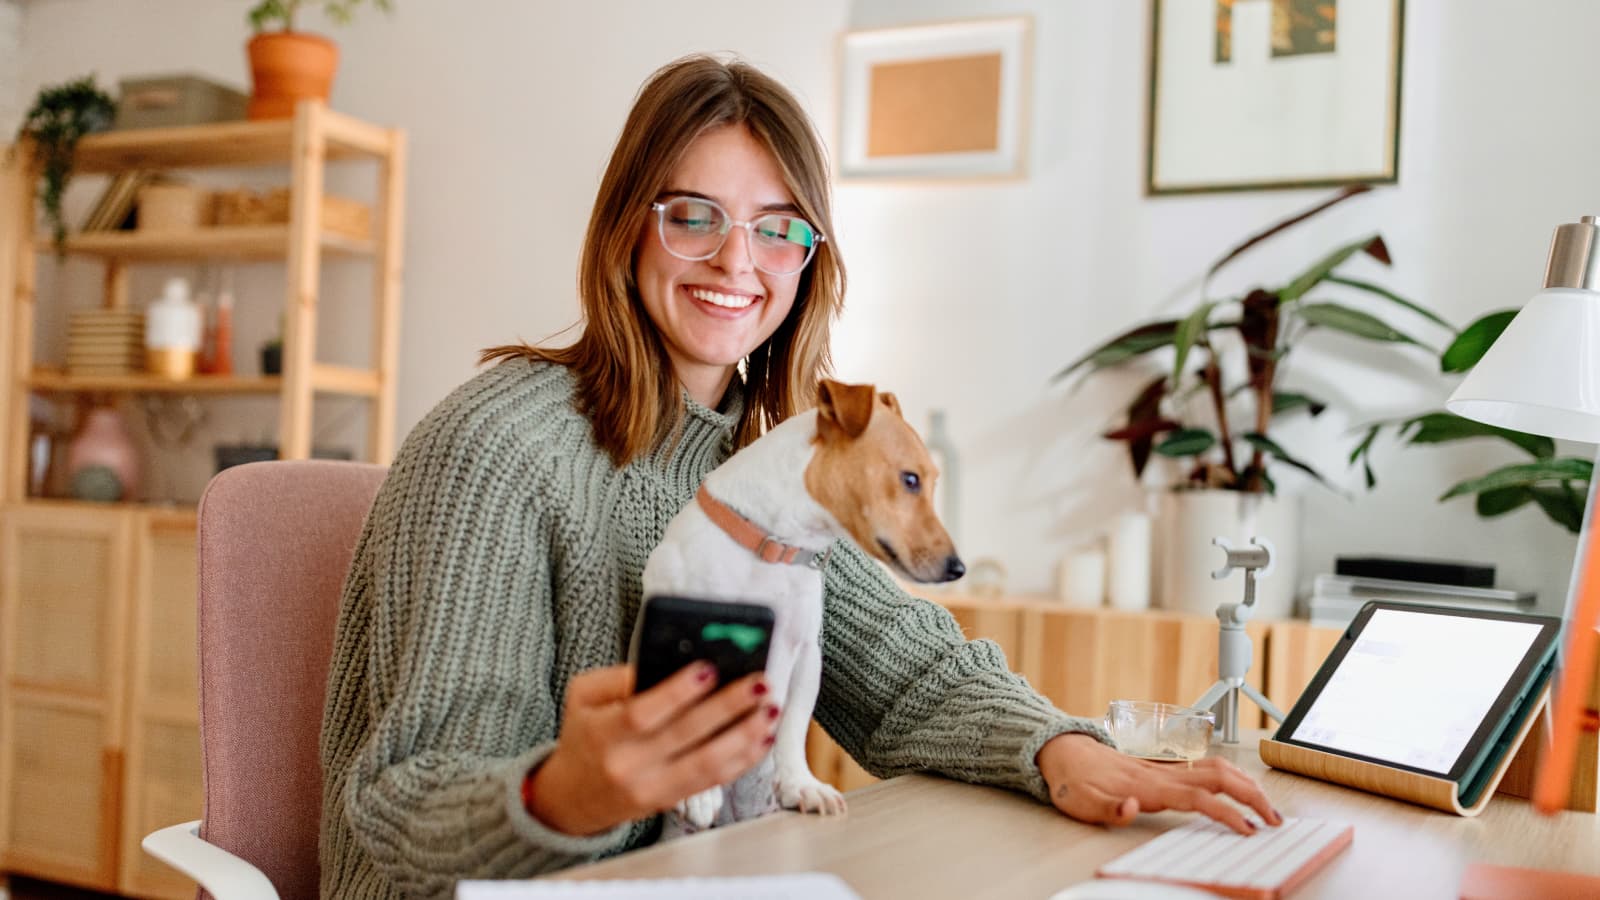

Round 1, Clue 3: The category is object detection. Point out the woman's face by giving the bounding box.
[635,124,804,397]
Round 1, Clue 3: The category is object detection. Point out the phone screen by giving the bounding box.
[631,595,775,694]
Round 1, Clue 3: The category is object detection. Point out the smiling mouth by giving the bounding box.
[688,286,761,310]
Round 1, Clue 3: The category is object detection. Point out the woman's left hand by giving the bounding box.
[1035,732,1281,836]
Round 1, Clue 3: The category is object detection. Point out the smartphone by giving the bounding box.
[630,595,775,694]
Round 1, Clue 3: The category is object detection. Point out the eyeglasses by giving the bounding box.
[649,195,824,276]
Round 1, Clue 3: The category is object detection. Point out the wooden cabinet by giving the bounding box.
[807,595,1343,793]
[0,104,403,897]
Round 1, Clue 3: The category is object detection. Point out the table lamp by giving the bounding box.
[1446,215,1600,817]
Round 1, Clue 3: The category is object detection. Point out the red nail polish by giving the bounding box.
[696,663,715,682]
[767,705,781,720]
[763,734,776,746]
[753,680,768,696]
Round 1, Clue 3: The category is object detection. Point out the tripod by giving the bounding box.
[1191,537,1286,743]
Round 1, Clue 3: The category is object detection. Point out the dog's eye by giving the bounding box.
[900,471,921,493]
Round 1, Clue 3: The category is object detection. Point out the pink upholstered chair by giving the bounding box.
[143,460,387,900]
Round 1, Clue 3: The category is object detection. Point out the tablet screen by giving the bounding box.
[1283,607,1545,774]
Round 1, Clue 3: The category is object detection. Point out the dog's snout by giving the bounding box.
[942,555,966,582]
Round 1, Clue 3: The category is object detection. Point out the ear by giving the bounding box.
[877,392,902,417]
[817,379,877,440]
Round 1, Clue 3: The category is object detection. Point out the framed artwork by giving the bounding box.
[838,17,1032,179]
[1147,0,1405,194]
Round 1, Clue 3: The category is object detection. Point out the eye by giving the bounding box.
[900,471,921,494]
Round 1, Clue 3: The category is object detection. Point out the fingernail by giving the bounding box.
[763,734,776,746]
[1245,822,1257,835]
[1271,808,1284,826]
[766,704,781,720]
[696,663,715,682]
[753,680,768,696]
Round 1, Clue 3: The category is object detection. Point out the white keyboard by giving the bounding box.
[1097,816,1353,899]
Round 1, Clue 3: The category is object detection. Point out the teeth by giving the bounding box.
[690,288,757,309]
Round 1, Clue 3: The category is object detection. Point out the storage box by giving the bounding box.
[136,183,213,231]
[212,188,372,241]
[115,75,249,130]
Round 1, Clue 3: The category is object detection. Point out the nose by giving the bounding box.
[712,224,754,275]
[942,555,966,583]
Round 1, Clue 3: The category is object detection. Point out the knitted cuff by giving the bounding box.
[500,741,635,858]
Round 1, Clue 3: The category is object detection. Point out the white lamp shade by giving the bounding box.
[1446,288,1600,443]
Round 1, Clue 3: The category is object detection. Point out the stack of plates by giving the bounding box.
[66,310,146,376]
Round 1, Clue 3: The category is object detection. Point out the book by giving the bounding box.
[457,874,862,899]
[1334,554,1494,588]
[1302,573,1535,629]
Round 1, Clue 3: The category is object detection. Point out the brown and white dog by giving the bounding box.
[640,380,964,832]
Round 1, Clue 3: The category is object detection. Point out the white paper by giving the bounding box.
[457,872,862,900]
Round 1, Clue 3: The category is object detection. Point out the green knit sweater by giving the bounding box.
[318,360,1109,898]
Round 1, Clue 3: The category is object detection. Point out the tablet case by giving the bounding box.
[1259,689,1549,817]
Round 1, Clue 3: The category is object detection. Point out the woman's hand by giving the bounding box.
[1036,733,1281,835]
[526,662,779,836]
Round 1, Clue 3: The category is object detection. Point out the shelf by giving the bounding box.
[47,226,375,261]
[4,497,198,516]
[69,109,394,173]
[27,365,380,398]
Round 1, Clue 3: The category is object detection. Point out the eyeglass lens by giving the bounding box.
[658,196,818,275]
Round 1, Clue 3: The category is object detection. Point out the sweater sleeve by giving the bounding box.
[320,407,635,897]
[813,543,1113,804]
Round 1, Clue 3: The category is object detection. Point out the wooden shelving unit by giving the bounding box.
[0,102,406,899]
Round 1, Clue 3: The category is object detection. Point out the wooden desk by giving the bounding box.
[555,731,1600,899]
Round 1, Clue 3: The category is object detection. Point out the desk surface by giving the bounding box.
[553,730,1600,899]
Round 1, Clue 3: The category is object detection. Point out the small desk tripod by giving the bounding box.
[1191,537,1286,743]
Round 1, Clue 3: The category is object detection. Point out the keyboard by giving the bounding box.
[1096,816,1353,900]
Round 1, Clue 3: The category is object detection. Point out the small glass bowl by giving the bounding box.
[1104,700,1215,762]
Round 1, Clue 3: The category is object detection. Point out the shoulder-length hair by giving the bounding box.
[482,54,846,466]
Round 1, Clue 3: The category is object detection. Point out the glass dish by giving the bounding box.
[1104,700,1215,761]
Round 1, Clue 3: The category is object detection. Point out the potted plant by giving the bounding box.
[13,76,116,252]
[246,0,394,120]
[1057,186,1452,616]
[1351,310,1591,533]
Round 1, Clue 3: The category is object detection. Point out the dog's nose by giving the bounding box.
[942,555,966,582]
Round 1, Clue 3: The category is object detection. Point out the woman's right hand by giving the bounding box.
[525,662,779,836]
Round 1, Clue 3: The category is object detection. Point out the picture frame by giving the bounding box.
[837,17,1032,179]
[1147,0,1405,195]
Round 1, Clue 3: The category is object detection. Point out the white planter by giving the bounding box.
[1156,490,1300,619]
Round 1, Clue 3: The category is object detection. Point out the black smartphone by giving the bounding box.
[630,595,775,694]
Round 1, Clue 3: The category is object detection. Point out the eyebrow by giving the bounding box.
[661,189,801,215]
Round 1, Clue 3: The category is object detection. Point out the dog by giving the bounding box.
[640,379,965,833]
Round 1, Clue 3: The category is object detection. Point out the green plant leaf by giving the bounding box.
[1154,428,1216,458]
[1324,275,1457,333]
[1170,301,1218,385]
[1296,302,1425,346]
[1241,432,1336,490]
[1531,486,1586,533]
[1053,320,1180,383]
[1399,412,1554,458]
[1278,234,1389,303]
[1440,310,1517,373]
[1477,486,1535,517]
[1273,392,1327,417]
[1439,458,1596,501]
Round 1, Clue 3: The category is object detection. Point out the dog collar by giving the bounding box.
[695,485,832,571]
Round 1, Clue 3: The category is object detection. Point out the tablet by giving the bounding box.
[1276,602,1560,794]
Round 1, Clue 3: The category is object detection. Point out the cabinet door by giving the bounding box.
[0,503,134,891]
[118,511,201,899]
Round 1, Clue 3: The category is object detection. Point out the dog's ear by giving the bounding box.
[877,391,902,417]
[817,379,876,440]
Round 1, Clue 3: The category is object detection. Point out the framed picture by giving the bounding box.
[1147,0,1405,194]
[838,17,1032,179]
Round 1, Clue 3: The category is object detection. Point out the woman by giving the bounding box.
[319,54,1278,898]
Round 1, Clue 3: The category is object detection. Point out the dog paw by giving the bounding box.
[775,773,847,816]
[676,786,724,829]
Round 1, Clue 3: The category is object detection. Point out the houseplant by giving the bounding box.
[245,0,394,119]
[13,76,116,251]
[1057,186,1452,615]
[1350,310,1591,533]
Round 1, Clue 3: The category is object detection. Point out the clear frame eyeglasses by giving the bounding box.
[649,195,825,276]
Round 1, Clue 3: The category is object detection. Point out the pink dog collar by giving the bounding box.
[695,485,832,571]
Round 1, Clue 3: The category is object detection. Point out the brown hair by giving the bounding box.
[481,55,846,466]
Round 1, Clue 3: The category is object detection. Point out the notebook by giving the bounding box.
[1096,816,1353,900]
[456,872,862,899]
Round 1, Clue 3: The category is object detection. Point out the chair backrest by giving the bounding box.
[195,459,387,900]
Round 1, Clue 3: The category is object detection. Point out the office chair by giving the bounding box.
[142,460,387,900]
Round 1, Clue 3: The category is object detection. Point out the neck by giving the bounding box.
[701,410,842,550]
[675,361,737,410]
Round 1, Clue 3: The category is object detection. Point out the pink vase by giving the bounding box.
[66,407,141,502]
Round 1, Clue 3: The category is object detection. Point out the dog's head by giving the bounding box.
[803,380,965,584]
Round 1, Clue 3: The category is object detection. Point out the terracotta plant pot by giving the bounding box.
[246,31,339,120]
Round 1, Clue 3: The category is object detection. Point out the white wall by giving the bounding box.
[0,0,22,135]
[835,0,1593,612]
[13,1,1588,610]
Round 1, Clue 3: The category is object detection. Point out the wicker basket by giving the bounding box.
[212,188,371,240]
[137,183,214,231]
